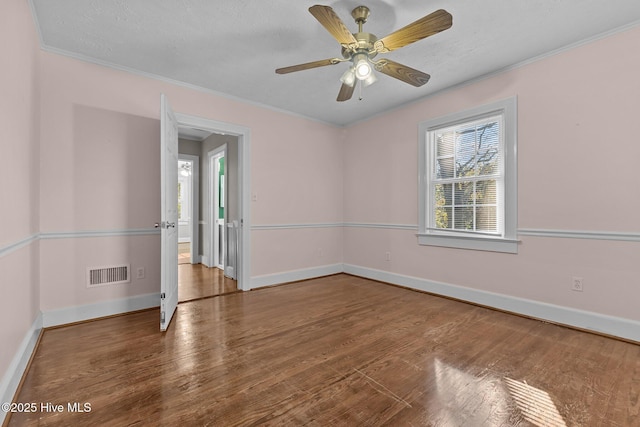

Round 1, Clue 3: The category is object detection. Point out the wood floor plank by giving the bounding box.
[6,274,639,426]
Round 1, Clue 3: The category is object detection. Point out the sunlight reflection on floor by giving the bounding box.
[504,377,567,427]
[432,358,568,426]
[433,358,511,425]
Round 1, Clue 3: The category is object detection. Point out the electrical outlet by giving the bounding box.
[571,276,583,292]
[136,267,145,280]
[385,252,391,261]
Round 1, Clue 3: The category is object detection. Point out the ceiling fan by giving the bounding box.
[275,5,453,102]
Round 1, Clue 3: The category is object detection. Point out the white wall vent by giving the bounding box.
[87,264,131,287]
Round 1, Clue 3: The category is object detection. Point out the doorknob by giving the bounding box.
[154,222,175,229]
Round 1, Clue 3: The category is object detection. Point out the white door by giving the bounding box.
[215,217,225,269]
[211,150,225,270]
[160,94,179,331]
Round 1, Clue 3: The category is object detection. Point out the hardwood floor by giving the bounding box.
[178,242,190,265]
[7,274,640,426]
[178,263,237,302]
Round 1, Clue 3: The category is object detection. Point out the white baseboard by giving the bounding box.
[201,256,210,268]
[42,293,160,328]
[343,264,640,343]
[1,313,43,425]
[224,266,236,280]
[250,264,344,289]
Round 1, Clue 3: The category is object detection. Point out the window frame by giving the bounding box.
[418,97,518,253]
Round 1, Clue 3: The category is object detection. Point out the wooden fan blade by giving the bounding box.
[337,82,355,102]
[374,9,452,53]
[309,5,358,47]
[276,58,341,74]
[375,59,430,87]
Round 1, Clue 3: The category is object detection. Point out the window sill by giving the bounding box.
[417,233,519,253]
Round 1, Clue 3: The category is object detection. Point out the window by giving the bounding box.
[418,97,518,253]
[177,178,191,222]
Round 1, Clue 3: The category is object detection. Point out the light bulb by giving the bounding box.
[355,58,371,80]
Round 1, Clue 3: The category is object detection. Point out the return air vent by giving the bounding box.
[87,264,131,287]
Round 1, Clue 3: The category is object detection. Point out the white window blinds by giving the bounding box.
[430,114,504,235]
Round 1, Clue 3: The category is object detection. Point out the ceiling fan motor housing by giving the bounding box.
[351,5,370,25]
[341,32,378,59]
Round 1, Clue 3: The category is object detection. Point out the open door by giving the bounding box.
[159,94,179,331]
[212,150,225,270]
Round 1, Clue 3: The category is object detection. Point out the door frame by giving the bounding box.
[209,145,226,270]
[174,112,252,291]
[178,153,199,264]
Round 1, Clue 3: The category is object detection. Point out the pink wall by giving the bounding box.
[38,49,345,307]
[343,26,640,322]
[39,236,160,311]
[252,228,343,275]
[0,0,41,393]
[1,0,40,246]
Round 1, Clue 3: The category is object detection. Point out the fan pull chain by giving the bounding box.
[358,81,364,101]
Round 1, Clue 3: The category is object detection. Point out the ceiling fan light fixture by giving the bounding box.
[353,54,372,80]
[340,67,356,87]
[362,71,377,87]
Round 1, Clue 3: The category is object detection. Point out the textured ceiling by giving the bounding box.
[31,0,640,126]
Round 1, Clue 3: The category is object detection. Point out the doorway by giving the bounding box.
[171,111,251,296]
[175,136,237,302]
[177,155,198,265]
[178,139,238,302]
[176,138,238,302]
[161,96,252,330]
